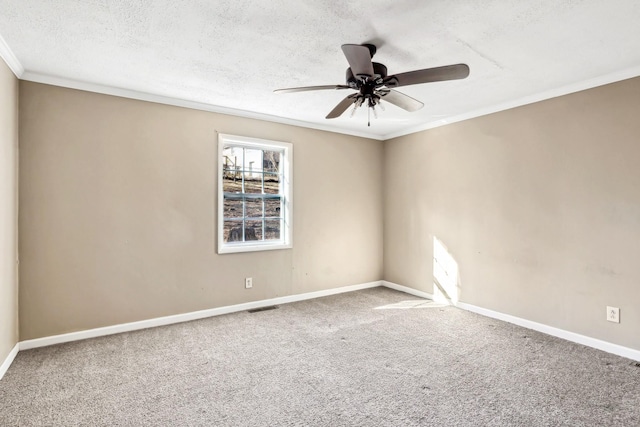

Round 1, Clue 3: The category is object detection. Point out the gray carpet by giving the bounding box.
[1,287,639,426]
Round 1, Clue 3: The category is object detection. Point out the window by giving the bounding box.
[217,134,292,254]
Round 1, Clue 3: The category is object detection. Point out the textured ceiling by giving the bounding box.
[1,1,640,139]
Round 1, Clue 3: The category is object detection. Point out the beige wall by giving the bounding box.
[18,74,640,352]
[19,82,383,340]
[384,77,640,351]
[0,58,19,361]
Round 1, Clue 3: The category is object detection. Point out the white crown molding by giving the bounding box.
[0,342,19,381]
[19,281,382,350]
[20,71,384,141]
[0,33,24,77]
[19,64,640,142]
[383,64,640,140]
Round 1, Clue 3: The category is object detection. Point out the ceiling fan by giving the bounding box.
[274,44,470,126]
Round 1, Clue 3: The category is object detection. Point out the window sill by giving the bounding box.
[217,241,292,254]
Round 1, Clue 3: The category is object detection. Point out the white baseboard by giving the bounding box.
[19,280,382,350]
[456,301,640,362]
[15,279,640,364]
[0,342,19,381]
[382,280,434,300]
[382,280,640,362]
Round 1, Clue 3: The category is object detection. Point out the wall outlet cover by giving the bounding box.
[607,306,620,323]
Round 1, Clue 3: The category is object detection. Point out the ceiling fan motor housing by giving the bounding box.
[345,62,388,88]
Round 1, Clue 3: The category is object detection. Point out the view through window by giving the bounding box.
[218,134,292,253]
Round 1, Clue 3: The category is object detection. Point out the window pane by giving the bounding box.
[245,175,262,194]
[265,219,281,240]
[224,220,243,243]
[244,148,263,173]
[222,174,242,193]
[223,147,243,173]
[263,151,280,173]
[245,220,263,241]
[265,198,281,218]
[264,173,280,194]
[223,198,243,219]
[245,198,263,219]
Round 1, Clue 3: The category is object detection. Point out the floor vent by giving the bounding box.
[248,305,279,313]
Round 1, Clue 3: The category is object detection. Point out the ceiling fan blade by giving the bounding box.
[326,94,358,119]
[385,64,470,88]
[379,90,424,112]
[274,85,350,93]
[341,44,375,78]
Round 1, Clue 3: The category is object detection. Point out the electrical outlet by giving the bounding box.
[245,277,253,289]
[606,306,620,323]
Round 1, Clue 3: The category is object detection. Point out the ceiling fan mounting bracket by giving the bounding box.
[362,43,377,58]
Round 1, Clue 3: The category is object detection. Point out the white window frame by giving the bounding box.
[217,134,293,254]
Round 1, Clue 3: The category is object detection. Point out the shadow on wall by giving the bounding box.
[433,236,460,305]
